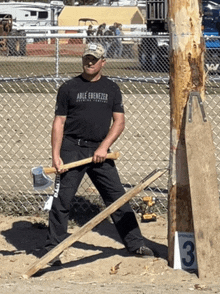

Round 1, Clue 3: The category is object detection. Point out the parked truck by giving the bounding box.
[138,0,220,73]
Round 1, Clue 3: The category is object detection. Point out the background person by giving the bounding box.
[96,23,106,46]
[86,24,96,43]
[105,24,117,58]
[114,23,123,58]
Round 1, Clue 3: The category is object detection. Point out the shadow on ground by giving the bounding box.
[1,219,167,258]
[1,196,168,275]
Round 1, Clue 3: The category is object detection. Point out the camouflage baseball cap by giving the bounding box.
[83,43,106,59]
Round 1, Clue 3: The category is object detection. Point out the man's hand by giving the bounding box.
[93,147,108,163]
[52,157,67,173]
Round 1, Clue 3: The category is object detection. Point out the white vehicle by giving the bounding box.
[0,1,64,29]
[0,1,64,55]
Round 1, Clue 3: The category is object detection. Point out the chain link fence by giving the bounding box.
[0,34,220,221]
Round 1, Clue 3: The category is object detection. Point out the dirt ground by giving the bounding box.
[0,213,220,294]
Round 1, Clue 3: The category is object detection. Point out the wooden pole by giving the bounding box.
[167,0,205,267]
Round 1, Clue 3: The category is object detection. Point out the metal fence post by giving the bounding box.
[55,37,59,89]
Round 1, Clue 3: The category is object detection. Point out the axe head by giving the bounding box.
[31,166,54,191]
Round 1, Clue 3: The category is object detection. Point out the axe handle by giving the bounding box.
[43,151,120,175]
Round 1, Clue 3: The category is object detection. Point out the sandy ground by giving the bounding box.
[0,214,220,294]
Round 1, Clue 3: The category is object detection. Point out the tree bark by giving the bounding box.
[168,0,205,267]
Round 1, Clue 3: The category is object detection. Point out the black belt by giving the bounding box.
[66,137,101,148]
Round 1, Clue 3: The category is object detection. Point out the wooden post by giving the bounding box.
[168,0,205,267]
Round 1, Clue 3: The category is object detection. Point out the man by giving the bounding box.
[114,23,123,58]
[44,43,154,265]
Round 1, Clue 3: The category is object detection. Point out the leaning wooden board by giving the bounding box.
[23,168,167,279]
[185,93,220,279]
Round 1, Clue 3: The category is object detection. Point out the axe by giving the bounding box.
[31,151,120,191]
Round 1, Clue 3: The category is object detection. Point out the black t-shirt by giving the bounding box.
[55,75,124,142]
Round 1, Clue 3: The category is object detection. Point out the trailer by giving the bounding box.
[0,1,64,55]
[0,1,64,28]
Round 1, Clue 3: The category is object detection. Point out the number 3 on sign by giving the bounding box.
[174,232,198,270]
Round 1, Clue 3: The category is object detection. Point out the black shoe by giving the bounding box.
[132,246,154,258]
[31,248,48,258]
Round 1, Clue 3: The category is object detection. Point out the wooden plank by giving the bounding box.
[23,168,167,279]
[185,93,220,279]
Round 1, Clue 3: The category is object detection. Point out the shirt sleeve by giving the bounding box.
[55,83,69,116]
[112,83,124,113]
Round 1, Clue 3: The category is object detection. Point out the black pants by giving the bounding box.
[45,137,145,252]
